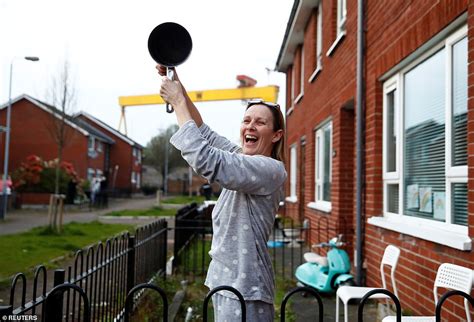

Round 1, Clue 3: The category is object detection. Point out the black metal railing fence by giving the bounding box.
[1,202,471,322]
[172,202,213,275]
[2,218,167,322]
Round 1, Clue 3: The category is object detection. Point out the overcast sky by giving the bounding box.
[0,0,292,146]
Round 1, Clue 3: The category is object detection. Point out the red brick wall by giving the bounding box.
[0,99,91,179]
[283,0,357,256]
[365,0,473,319]
[77,115,142,193]
[283,0,472,319]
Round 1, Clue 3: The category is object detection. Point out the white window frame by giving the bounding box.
[88,136,95,152]
[308,121,332,212]
[286,145,298,203]
[337,0,347,35]
[309,3,323,82]
[136,173,141,188]
[291,66,295,102]
[294,46,304,104]
[287,66,296,116]
[136,150,142,164]
[371,25,470,250]
[382,78,400,216]
[327,0,347,56]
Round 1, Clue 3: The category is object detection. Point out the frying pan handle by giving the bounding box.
[166,67,175,113]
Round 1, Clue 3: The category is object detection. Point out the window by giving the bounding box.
[337,0,347,35]
[299,45,304,95]
[291,66,295,103]
[131,171,136,184]
[136,173,141,188]
[327,0,346,56]
[88,136,95,151]
[309,121,332,212]
[287,145,298,202]
[316,3,323,69]
[88,137,98,158]
[136,150,142,164]
[97,141,103,152]
[376,26,469,249]
[310,3,323,82]
[294,46,304,104]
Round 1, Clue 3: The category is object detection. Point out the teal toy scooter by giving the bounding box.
[295,234,355,292]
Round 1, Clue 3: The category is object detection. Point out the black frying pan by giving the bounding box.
[148,22,193,113]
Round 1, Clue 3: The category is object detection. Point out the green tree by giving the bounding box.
[144,125,187,192]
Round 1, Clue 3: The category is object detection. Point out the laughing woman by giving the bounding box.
[157,65,286,322]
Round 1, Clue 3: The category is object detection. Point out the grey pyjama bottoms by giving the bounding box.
[212,293,274,322]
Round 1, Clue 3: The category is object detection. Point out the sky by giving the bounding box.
[0,0,293,147]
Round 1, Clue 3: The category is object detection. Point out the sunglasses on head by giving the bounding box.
[246,99,280,110]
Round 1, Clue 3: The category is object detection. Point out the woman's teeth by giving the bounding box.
[245,134,258,143]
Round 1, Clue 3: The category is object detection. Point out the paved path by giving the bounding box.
[0,196,160,235]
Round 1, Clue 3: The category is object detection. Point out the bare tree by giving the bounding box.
[45,59,77,232]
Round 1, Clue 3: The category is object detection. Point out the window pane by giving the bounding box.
[452,182,467,226]
[316,4,322,67]
[404,49,445,221]
[387,184,399,213]
[291,147,297,196]
[323,125,331,201]
[386,89,397,172]
[452,37,467,166]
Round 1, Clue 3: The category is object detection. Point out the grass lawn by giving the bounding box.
[162,195,217,205]
[0,221,135,282]
[104,206,177,217]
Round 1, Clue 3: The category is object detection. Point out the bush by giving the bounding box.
[12,155,86,196]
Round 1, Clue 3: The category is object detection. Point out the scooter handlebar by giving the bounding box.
[312,241,346,248]
[311,243,329,248]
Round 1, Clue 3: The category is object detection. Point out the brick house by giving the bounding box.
[0,94,114,201]
[74,111,143,195]
[276,0,473,319]
[276,0,357,262]
[0,94,143,201]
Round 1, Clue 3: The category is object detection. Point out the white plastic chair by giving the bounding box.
[336,245,401,322]
[382,263,474,322]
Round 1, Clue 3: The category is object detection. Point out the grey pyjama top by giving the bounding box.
[170,120,286,304]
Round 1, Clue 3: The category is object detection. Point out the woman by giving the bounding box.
[158,65,286,321]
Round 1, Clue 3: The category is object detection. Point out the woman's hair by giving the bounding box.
[246,104,286,163]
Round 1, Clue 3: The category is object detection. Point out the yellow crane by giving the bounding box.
[117,76,279,135]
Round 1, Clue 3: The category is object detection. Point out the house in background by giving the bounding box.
[0,94,143,203]
[0,94,114,203]
[276,0,473,320]
[74,111,143,195]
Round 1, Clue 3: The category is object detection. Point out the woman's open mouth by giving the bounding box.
[244,134,259,146]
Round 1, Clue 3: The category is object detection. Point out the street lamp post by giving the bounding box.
[1,56,39,220]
